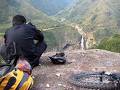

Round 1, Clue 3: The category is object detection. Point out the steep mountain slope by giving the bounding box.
[0,0,11,23]
[82,0,120,41]
[0,0,59,32]
[30,0,74,15]
[56,0,120,43]
[56,0,94,23]
[0,0,48,23]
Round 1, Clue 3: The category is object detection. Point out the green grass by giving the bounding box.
[0,23,11,33]
[0,33,4,36]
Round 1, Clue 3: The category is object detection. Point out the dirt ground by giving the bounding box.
[31,49,120,90]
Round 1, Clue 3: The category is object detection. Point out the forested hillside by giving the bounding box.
[56,0,120,43]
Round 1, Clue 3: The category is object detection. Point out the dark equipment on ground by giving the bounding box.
[69,71,120,90]
[49,52,66,64]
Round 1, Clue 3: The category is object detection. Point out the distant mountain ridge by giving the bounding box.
[0,0,61,31]
[0,0,55,24]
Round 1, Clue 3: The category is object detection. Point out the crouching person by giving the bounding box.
[0,58,33,90]
[0,15,47,69]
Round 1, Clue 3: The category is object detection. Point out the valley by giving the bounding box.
[56,0,120,45]
[0,0,120,51]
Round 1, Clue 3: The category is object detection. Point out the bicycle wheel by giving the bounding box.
[69,72,119,89]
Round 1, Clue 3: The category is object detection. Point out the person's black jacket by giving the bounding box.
[4,23,44,59]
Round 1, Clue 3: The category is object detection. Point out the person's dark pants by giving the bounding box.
[0,41,47,68]
[0,44,8,63]
[27,41,47,68]
[0,44,18,64]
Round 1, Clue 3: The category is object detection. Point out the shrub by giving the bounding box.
[97,34,120,53]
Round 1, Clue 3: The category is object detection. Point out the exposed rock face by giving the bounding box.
[32,49,120,90]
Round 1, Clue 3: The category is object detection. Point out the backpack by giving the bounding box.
[0,41,34,90]
[0,69,33,90]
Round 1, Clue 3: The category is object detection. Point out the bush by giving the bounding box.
[97,34,120,53]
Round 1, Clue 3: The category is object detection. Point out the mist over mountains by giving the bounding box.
[31,0,74,15]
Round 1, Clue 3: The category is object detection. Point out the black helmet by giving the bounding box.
[49,52,66,64]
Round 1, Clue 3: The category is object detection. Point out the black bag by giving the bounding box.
[49,52,66,64]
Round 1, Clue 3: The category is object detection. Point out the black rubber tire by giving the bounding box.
[69,72,119,89]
